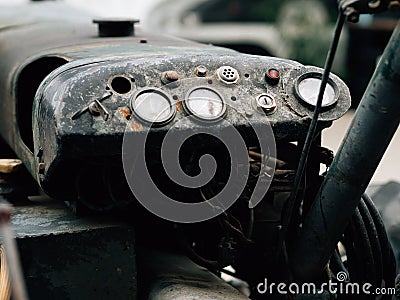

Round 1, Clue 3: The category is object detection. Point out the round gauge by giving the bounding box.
[295,73,338,108]
[131,89,175,125]
[184,87,226,121]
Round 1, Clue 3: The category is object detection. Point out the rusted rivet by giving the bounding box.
[161,71,180,85]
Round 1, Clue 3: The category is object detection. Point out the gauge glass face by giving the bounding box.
[297,77,337,107]
[133,90,173,124]
[185,88,225,120]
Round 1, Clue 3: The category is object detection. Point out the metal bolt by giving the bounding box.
[89,102,100,116]
[256,94,277,115]
[88,100,110,121]
[344,7,359,23]
[38,163,46,175]
[245,110,254,118]
[161,71,180,85]
[195,65,208,77]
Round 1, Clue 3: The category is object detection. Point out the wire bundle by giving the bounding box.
[330,194,397,299]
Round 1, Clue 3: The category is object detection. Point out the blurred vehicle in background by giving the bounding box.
[145,0,348,75]
[347,12,400,104]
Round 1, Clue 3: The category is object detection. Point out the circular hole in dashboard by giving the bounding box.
[111,76,132,94]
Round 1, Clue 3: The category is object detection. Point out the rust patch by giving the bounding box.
[176,100,182,112]
[119,107,132,120]
[130,121,142,132]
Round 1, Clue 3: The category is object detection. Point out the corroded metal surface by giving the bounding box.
[137,248,249,300]
[9,198,129,238]
[5,199,136,299]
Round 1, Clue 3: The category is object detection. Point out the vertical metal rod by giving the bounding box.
[291,21,400,281]
[0,201,28,300]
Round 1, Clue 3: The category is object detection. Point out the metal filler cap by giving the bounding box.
[256,93,277,115]
[93,19,140,37]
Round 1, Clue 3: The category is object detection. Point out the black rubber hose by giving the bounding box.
[342,221,362,283]
[362,194,397,298]
[359,199,383,288]
[330,247,348,278]
[353,208,376,287]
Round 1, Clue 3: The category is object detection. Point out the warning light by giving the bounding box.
[266,68,280,85]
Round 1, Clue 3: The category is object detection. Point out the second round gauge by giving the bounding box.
[184,87,226,121]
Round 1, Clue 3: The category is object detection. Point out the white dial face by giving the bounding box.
[133,90,173,124]
[186,88,225,120]
[298,77,337,107]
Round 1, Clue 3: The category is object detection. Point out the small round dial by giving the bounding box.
[184,87,226,121]
[296,73,338,108]
[131,89,175,125]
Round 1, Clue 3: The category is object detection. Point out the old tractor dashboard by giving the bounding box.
[32,52,350,206]
[0,10,350,209]
[48,55,349,139]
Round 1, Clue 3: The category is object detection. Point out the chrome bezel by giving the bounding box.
[295,72,339,108]
[130,88,176,126]
[184,86,227,122]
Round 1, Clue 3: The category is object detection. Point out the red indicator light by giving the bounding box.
[266,68,280,85]
[268,69,279,79]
